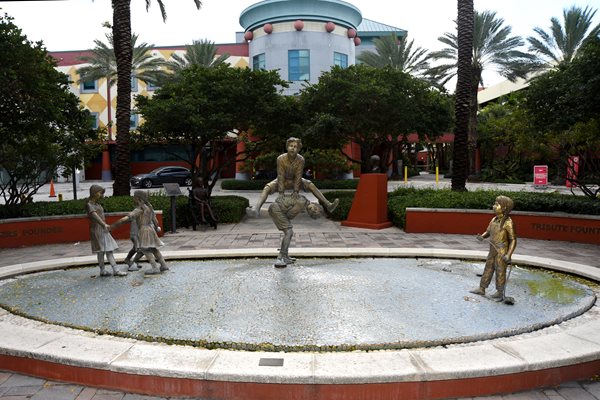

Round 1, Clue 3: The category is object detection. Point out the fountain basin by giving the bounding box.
[0,248,599,399]
[0,257,595,351]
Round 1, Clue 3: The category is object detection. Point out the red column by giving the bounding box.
[341,174,393,229]
[235,139,250,180]
[101,146,112,181]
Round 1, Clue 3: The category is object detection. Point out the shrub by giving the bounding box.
[0,194,250,233]
[387,188,600,228]
[220,179,359,191]
[323,190,355,221]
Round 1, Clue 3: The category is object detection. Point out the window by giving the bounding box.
[89,112,99,129]
[288,50,310,81]
[80,80,98,93]
[334,52,348,68]
[253,53,266,70]
[131,74,138,92]
[130,113,138,130]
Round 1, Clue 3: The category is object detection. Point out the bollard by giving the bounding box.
[58,193,63,202]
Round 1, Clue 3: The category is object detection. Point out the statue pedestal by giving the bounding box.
[342,173,393,230]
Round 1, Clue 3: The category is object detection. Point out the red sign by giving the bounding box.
[533,165,548,186]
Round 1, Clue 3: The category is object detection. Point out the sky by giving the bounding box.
[1,0,598,87]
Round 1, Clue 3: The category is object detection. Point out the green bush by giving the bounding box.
[0,194,250,233]
[323,190,356,221]
[220,179,359,191]
[220,179,270,190]
[387,188,600,228]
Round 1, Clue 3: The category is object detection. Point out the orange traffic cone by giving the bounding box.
[49,179,56,198]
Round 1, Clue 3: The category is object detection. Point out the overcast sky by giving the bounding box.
[1,0,598,87]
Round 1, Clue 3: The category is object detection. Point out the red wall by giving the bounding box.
[405,209,600,244]
[0,212,163,248]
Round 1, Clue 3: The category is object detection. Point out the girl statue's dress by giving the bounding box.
[87,201,119,253]
[129,205,164,250]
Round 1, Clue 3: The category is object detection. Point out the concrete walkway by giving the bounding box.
[1,177,599,399]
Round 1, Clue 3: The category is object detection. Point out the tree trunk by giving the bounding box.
[452,0,474,192]
[111,0,132,196]
[468,65,481,176]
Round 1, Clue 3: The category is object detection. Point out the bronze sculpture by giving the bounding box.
[112,190,168,276]
[370,154,381,173]
[470,195,517,303]
[247,137,339,217]
[190,178,218,229]
[85,185,127,277]
[268,194,323,267]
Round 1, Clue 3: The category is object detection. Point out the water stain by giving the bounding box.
[525,270,586,304]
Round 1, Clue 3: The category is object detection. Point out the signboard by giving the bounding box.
[533,165,548,187]
[162,183,183,197]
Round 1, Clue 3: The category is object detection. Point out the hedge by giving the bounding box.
[220,179,359,191]
[2,188,597,232]
[324,188,600,228]
[0,194,250,233]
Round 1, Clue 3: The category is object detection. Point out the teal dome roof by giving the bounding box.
[240,0,362,31]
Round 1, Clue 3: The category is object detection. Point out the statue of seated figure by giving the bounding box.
[189,178,218,230]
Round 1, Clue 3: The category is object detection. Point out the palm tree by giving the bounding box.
[78,31,169,137]
[452,0,474,191]
[356,33,429,75]
[429,10,533,178]
[111,0,201,196]
[166,39,230,74]
[527,5,600,69]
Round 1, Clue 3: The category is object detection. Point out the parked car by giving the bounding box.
[130,166,193,188]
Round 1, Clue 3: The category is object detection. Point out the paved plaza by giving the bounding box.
[0,175,599,399]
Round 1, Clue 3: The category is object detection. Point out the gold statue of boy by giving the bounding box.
[247,137,339,217]
[470,195,517,303]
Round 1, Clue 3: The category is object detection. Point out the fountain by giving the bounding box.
[0,250,598,400]
[0,142,598,399]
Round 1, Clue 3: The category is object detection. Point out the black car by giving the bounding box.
[130,166,193,188]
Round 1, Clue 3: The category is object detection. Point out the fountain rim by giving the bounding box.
[0,247,599,389]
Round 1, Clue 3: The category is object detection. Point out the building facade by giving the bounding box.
[49,0,405,180]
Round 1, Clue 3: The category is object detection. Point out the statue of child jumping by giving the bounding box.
[247,137,338,217]
[268,194,323,268]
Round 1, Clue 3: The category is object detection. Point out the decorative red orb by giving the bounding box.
[244,31,253,41]
[294,19,304,31]
[354,36,361,46]
[263,23,273,34]
[325,21,335,32]
[347,28,357,38]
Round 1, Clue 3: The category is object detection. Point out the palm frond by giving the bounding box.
[527,5,599,67]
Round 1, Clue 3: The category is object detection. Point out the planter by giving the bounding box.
[0,212,163,248]
[405,208,600,245]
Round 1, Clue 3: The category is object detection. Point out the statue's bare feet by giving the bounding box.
[326,198,339,213]
[246,207,259,218]
[127,262,139,272]
[144,268,161,276]
[274,257,288,268]
[99,269,112,277]
[469,287,485,296]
